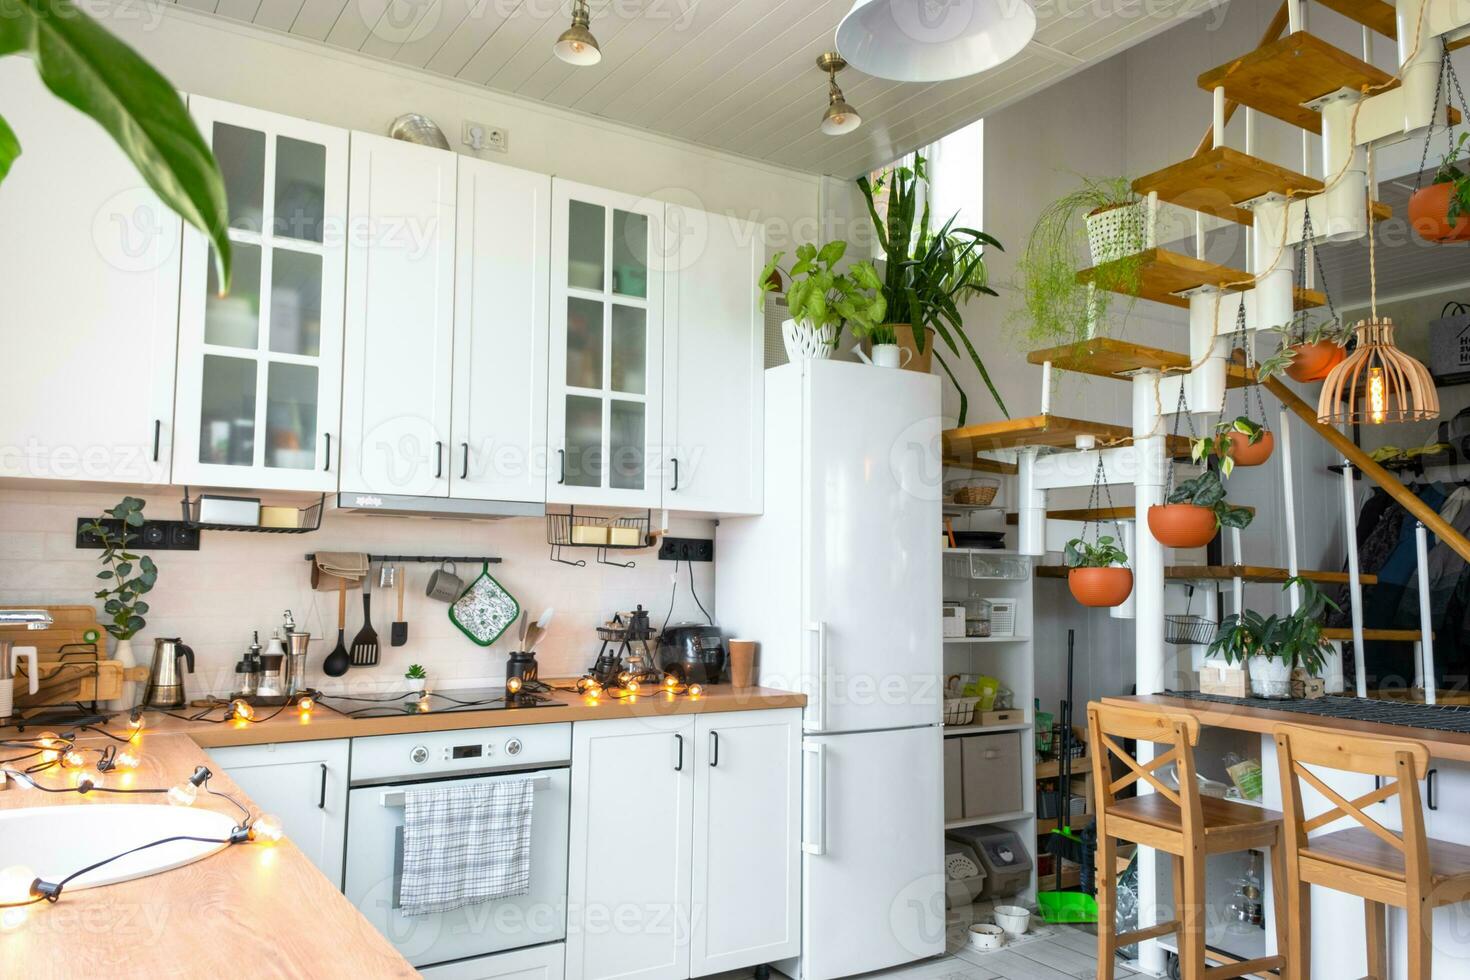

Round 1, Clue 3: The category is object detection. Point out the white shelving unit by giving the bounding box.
[942,532,1037,902]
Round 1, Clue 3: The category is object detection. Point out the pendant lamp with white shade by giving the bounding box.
[835,0,1036,82]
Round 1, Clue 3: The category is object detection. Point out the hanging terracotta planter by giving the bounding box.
[1408,182,1470,243]
[1285,340,1346,383]
[1068,567,1134,607]
[1227,430,1275,467]
[1148,504,1218,549]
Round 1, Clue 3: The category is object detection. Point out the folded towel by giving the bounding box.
[399,778,535,917]
[313,551,370,581]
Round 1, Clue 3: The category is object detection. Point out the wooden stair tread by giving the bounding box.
[1005,507,1137,526]
[1078,248,1325,310]
[1197,32,1399,134]
[1322,627,1427,641]
[944,456,1020,475]
[1316,0,1397,38]
[1027,338,1257,388]
[943,414,1192,456]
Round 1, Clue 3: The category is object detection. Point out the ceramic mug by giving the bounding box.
[425,561,463,602]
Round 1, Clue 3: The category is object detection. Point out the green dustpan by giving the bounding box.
[1037,889,1098,924]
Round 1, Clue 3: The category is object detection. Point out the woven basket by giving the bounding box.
[943,696,979,726]
[952,482,999,507]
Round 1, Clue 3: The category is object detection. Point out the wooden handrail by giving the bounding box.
[1264,376,1470,565]
[1192,1,1292,156]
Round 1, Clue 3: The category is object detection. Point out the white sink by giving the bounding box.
[0,804,237,891]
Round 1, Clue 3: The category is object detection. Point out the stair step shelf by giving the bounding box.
[1077,248,1326,310]
[1026,338,1257,388]
[942,414,1193,459]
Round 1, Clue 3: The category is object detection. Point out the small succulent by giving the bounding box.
[405,664,427,680]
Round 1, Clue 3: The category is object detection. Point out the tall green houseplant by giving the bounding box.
[856,154,1006,424]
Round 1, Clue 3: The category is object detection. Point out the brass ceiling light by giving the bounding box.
[1317,147,1439,426]
[554,0,601,67]
[817,52,861,136]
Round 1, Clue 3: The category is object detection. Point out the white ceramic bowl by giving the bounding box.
[968,923,1006,951]
[993,905,1031,937]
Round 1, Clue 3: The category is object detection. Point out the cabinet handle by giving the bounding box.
[557,449,566,485]
[323,433,332,472]
[802,742,827,856]
[709,730,719,768]
[671,457,680,492]
[674,733,684,772]
[318,762,327,809]
[461,442,470,480]
[1429,768,1439,810]
[152,419,162,462]
[435,441,444,479]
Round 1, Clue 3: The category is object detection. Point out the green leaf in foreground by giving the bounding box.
[3,0,231,288]
[0,112,18,182]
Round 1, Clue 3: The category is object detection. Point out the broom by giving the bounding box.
[1037,629,1099,925]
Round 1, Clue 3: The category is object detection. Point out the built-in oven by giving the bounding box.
[343,724,571,973]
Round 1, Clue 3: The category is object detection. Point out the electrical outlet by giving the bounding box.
[75,517,199,551]
[658,536,714,562]
[167,522,200,551]
[462,121,509,153]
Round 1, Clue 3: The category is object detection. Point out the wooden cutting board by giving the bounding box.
[1,605,144,707]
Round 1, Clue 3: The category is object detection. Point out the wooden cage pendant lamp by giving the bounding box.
[1316,148,1440,426]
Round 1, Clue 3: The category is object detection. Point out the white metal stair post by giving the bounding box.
[1415,522,1438,703]
[1341,461,1369,697]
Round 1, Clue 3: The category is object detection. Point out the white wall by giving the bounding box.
[0,485,716,697]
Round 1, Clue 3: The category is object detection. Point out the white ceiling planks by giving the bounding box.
[171,0,1214,175]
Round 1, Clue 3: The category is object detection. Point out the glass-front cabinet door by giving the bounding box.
[547,180,664,507]
[172,97,348,492]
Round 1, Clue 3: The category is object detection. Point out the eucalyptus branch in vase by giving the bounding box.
[82,497,158,643]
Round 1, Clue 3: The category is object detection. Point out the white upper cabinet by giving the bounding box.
[0,59,180,485]
[173,96,348,492]
[662,206,764,516]
[547,180,664,508]
[451,157,551,503]
[340,132,458,497]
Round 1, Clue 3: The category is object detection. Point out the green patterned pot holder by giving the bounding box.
[448,562,520,647]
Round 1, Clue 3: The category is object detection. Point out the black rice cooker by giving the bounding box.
[657,624,726,684]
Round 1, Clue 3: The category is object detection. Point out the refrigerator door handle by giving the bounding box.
[803,620,826,731]
[801,741,826,856]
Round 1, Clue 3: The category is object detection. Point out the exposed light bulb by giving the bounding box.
[618,671,632,685]
[74,768,102,792]
[249,813,285,844]
[60,749,84,769]
[663,675,678,689]
[506,677,523,695]
[688,684,703,698]
[297,696,315,714]
[0,866,38,906]
[230,699,255,722]
[626,680,640,693]
[576,676,591,691]
[168,781,198,807]
[114,751,140,771]
[128,716,144,732]
[1368,366,1386,424]
[36,731,60,749]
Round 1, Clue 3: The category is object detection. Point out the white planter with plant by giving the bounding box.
[1085,200,1150,266]
[759,241,885,363]
[405,664,427,693]
[1207,577,1339,700]
[81,497,159,712]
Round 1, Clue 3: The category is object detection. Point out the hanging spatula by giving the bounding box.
[350,567,380,666]
[391,565,407,647]
[322,580,350,677]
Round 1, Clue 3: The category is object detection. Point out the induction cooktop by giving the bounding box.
[323,687,555,719]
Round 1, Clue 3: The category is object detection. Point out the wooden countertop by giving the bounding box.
[0,732,414,979]
[0,683,803,977]
[1105,694,1470,763]
[120,684,806,748]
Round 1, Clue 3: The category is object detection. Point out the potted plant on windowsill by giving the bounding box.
[1409,132,1470,243]
[1149,468,1253,549]
[758,241,885,362]
[1063,536,1133,607]
[856,154,1007,423]
[1207,578,1340,698]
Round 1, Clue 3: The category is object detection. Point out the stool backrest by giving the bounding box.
[1273,724,1432,896]
[1088,702,1203,840]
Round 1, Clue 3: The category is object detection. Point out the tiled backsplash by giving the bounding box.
[0,487,717,697]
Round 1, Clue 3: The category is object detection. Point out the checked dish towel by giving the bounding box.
[399,778,536,916]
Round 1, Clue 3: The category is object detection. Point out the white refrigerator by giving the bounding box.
[716,359,945,980]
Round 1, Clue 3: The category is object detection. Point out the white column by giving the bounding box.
[1416,522,1437,703]
[1040,361,1053,416]
[1398,0,1439,134]
[1281,408,1301,613]
[1318,96,1368,241]
[1342,462,1368,697]
[1112,519,1137,620]
[1016,448,1046,557]
[1188,289,1236,412]
[1250,198,1295,330]
[1212,87,1226,149]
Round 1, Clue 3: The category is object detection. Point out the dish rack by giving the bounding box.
[944,696,980,726]
[547,507,653,569]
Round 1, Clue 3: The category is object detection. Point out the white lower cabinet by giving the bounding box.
[206,738,349,888]
[566,709,799,980]
[418,943,565,980]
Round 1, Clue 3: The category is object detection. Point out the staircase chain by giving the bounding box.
[1415,38,1470,193]
[1168,384,1200,498]
[1219,300,1271,431]
[1082,453,1129,566]
[1293,206,1340,341]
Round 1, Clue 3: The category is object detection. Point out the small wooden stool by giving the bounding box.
[1088,702,1288,980]
[1274,723,1470,980]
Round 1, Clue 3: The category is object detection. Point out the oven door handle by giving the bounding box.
[380,772,551,807]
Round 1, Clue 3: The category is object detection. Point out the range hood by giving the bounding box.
[336,492,544,520]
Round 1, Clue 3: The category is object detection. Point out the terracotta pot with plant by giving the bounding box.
[1063,536,1133,607]
[1410,132,1470,243]
[1207,578,1340,699]
[1149,468,1253,549]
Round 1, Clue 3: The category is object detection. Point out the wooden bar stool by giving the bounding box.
[1088,702,1288,980]
[1274,724,1470,980]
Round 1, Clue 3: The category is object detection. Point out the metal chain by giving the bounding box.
[1415,40,1468,192]
[1217,301,1269,431]
[1080,454,1126,563]
[1299,206,1339,330]
[1167,384,1198,496]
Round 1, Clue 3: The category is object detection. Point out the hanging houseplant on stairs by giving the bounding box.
[1256,207,1350,385]
[1408,42,1470,244]
[855,153,1007,424]
[1064,456,1133,607]
[1148,388,1254,549]
[1211,304,1275,467]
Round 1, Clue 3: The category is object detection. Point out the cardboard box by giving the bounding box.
[1200,663,1249,698]
[944,737,963,822]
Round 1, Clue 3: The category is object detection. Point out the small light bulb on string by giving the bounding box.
[626,680,640,694]
[74,769,102,793]
[249,813,285,844]
[576,676,592,691]
[506,677,523,695]
[168,766,210,807]
[230,699,255,722]
[114,750,140,771]
[0,866,38,906]
[60,749,84,769]
[688,684,703,698]
[297,696,315,715]
[663,674,678,689]
[37,731,60,749]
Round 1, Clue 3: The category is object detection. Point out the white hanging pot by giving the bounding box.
[1247,655,1292,699]
[1086,202,1148,266]
[782,317,838,362]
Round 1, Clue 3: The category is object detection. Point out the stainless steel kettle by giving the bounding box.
[142,637,195,708]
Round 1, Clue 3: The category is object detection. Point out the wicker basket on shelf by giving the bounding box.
[943,696,980,726]
[950,480,999,507]
[1165,614,1218,646]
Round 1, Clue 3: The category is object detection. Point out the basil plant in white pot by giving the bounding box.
[758,241,885,362]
